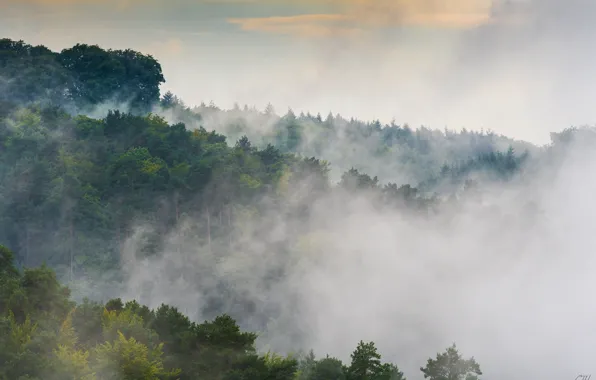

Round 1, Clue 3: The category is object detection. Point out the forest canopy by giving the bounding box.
[1,38,595,380]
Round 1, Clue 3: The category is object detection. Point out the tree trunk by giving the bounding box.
[25,223,29,267]
[175,195,181,254]
[69,217,74,282]
[228,205,232,246]
[206,205,211,253]
[117,224,122,257]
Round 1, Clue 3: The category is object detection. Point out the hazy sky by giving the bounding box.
[2,0,596,144]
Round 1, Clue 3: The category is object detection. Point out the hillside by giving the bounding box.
[0,38,536,283]
[2,38,596,380]
[179,99,538,188]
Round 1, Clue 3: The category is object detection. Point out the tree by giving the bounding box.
[263,352,298,379]
[0,245,19,279]
[160,91,176,109]
[376,363,406,380]
[52,311,96,380]
[309,357,346,380]
[92,331,180,380]
[340,169,379,191]
[344,341,405,380]
[264,103,275,115]
[420,344,481,380]
[58,44,165,112]
[346,341,382,380]
[0,39,71,105]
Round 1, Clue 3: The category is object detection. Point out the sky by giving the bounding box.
[2,0,596,144]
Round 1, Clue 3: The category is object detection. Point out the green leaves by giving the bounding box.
[0,249,491,380]
[308,357,346,380]
[92,331,178,380]
[420,344,482,380]
[345,341,404,380]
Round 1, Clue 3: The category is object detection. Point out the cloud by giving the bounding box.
[1,0,160,12]
[143,38,184,57]
[3,0,139,4]
[342,0,493,28]
[228,0,495,37]
[227,14,364,38]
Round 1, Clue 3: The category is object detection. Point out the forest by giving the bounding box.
[1,38,595,379]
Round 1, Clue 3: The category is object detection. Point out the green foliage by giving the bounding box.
[92,331,178,380]
[346,341,402,380]
[420,344,482,380]
[0,36,550,380]
[52,312,96,380]
[0,39,164,112]
[0,246,419,380]
[0,311,41,379]
[308,357,346,380]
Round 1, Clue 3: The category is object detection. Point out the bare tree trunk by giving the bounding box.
[25,223,29,267]
[117,224,122,257]
[206,205,211,253]
[69,218,74,282]
[175,195,181,254]
[228,205,232,246]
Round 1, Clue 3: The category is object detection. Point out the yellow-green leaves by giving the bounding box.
[54,312,96,380]
[92,332,180,380]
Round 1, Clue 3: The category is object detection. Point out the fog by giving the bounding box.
[154,0,596,146]
[5,0,596,144]
[5,0,596,378]
[153,101,538,188]
[91,112,592,380]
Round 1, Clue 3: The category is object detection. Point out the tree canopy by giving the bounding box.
[0,244,480,380]
[1,37,591,380]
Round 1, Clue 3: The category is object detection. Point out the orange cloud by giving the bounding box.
[228,14,364,38]
[229,0,495,37]
[348,0,493,26]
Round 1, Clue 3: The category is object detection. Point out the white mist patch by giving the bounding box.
[114,136,596,380]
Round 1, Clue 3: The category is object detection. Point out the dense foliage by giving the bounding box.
[165,96,535,187]
[0,38,164,113]
[0,244,481,379]
[1,37,592,379]
[0,39,529,281]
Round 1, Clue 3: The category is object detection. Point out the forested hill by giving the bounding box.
[0,38,533,286]
[1,37,596,380]
[1,37,534,189]
[174,98,538,187]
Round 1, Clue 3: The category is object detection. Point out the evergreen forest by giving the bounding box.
[1,38,594,380]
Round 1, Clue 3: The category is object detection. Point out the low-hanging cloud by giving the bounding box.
[6,1,596,376]
[7,0,596,143]
[108,130,596,380]
[177,0,596,145]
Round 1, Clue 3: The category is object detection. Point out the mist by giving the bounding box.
[4,1,596,378]
[147,0,596,147]
[96,120,594,380]
[6,0,596,143]
[152,100,536,187]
